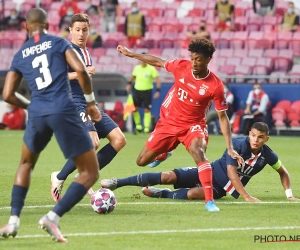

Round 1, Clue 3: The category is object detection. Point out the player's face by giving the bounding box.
[69,21,90,48]
[248,128,269,152]
[190,53,211,75]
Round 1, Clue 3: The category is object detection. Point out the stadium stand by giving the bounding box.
[0,0,299,85]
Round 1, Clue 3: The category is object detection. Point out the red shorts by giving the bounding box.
[128,36,143,48]
[146,119,209,153]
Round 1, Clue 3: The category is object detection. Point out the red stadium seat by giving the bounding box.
[234,65,252,83]
[219,48,234,58]
[226,57,242,67]
[272,107,287,125]
[274,49,293,71]
[187,8,205,18]
[256,58,273,72]
[147,23,162,32]
[248,49,264,58]
[215,31,233,49]
[246,17,262,32]
[275,32,292,49]
[241,57,257,68]
[233,49,248,58]
[234,16,247,31]
[274,100,292,114]
[235,1,251,16]
[291,101,300,113]
[231,31,248,49]
[269,71,287,84]
[290,32,300,56]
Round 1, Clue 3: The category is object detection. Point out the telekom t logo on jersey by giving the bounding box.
[177,87,188,102]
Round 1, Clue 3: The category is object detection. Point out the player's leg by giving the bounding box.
[0,143,39,238]
[132,90,143,132]
[182,125,219,212]
[137,120,178,166]
[143,167,201,199]
[40,114,98,242]
[143,90,152,133]
[0,116,51,239]
[94,111,126,171]
[101,170,176,190]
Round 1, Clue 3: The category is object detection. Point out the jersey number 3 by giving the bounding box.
[32,54,53,90]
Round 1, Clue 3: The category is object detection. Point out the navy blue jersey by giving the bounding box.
[211,136,279,198]
[69,42,92,105]
[10,33,75,117]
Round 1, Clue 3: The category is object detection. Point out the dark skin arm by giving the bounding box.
[117,45,166,68]
[2,72,30,108]
[218,110,245,167]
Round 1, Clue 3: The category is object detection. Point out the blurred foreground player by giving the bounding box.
[0,8,101,242]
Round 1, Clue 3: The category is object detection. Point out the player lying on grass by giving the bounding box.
[101,122,299,202]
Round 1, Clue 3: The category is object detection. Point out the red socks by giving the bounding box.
[197,161,213,203]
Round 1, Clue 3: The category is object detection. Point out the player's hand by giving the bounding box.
[86,103,102,122]
[287,196,300,201]
[244,196,261,202]
[228,148,245,167]
[117,45,132,57]
[89,130,100,150]
[86,66,96,75]
[126,84,131,93]
[153,91,160,99]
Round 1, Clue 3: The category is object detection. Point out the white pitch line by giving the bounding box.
[0,201,300,210]
[15,226,300,239]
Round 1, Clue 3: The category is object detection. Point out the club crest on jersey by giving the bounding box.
[199,87,206,95]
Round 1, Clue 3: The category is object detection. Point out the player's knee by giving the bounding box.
[161,171,177,184]
[109,130,127,151]
[136,157,146,166]
[187,187,205,200]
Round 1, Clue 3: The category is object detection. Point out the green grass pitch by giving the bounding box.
[0,131,300,250]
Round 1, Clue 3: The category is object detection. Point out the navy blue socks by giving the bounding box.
[117,172,162,187]
[52,182,87,217]
[161,189,188,199]
[57,143,118,181]
[10,185,29,216]
[97,144,117,170]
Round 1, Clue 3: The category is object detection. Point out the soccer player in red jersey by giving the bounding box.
[117,39,244,212]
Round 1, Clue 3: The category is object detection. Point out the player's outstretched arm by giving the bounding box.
[276,165,300,201]
[2,71,30,109]
[65,48,101,122]
[218,110,245,167]
[227,165,261,202]
[117,45,166,68]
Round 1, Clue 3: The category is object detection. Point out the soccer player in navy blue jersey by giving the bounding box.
[50,13,126,202]
[0,8,101,242]
[101,122,299,202]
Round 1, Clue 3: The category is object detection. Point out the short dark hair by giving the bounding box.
[70,13,90,27]
[188,39,216,58]
[251,122,269,135]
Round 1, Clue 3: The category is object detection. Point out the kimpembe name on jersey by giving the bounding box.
[22,41,52,58]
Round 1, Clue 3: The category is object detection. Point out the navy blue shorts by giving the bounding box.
[76,105,97,132]
[94,109,118,139]
[24,113,94,159]
[173,167,227,199]
[76,106,118,138]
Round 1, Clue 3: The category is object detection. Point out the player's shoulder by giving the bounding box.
[261,144,275,155]
[233,136,249,150]
[208,70,223,85]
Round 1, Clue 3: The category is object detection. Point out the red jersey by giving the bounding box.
[161,59,228,126]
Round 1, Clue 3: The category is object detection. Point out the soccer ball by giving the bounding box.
[90,188,117,214]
